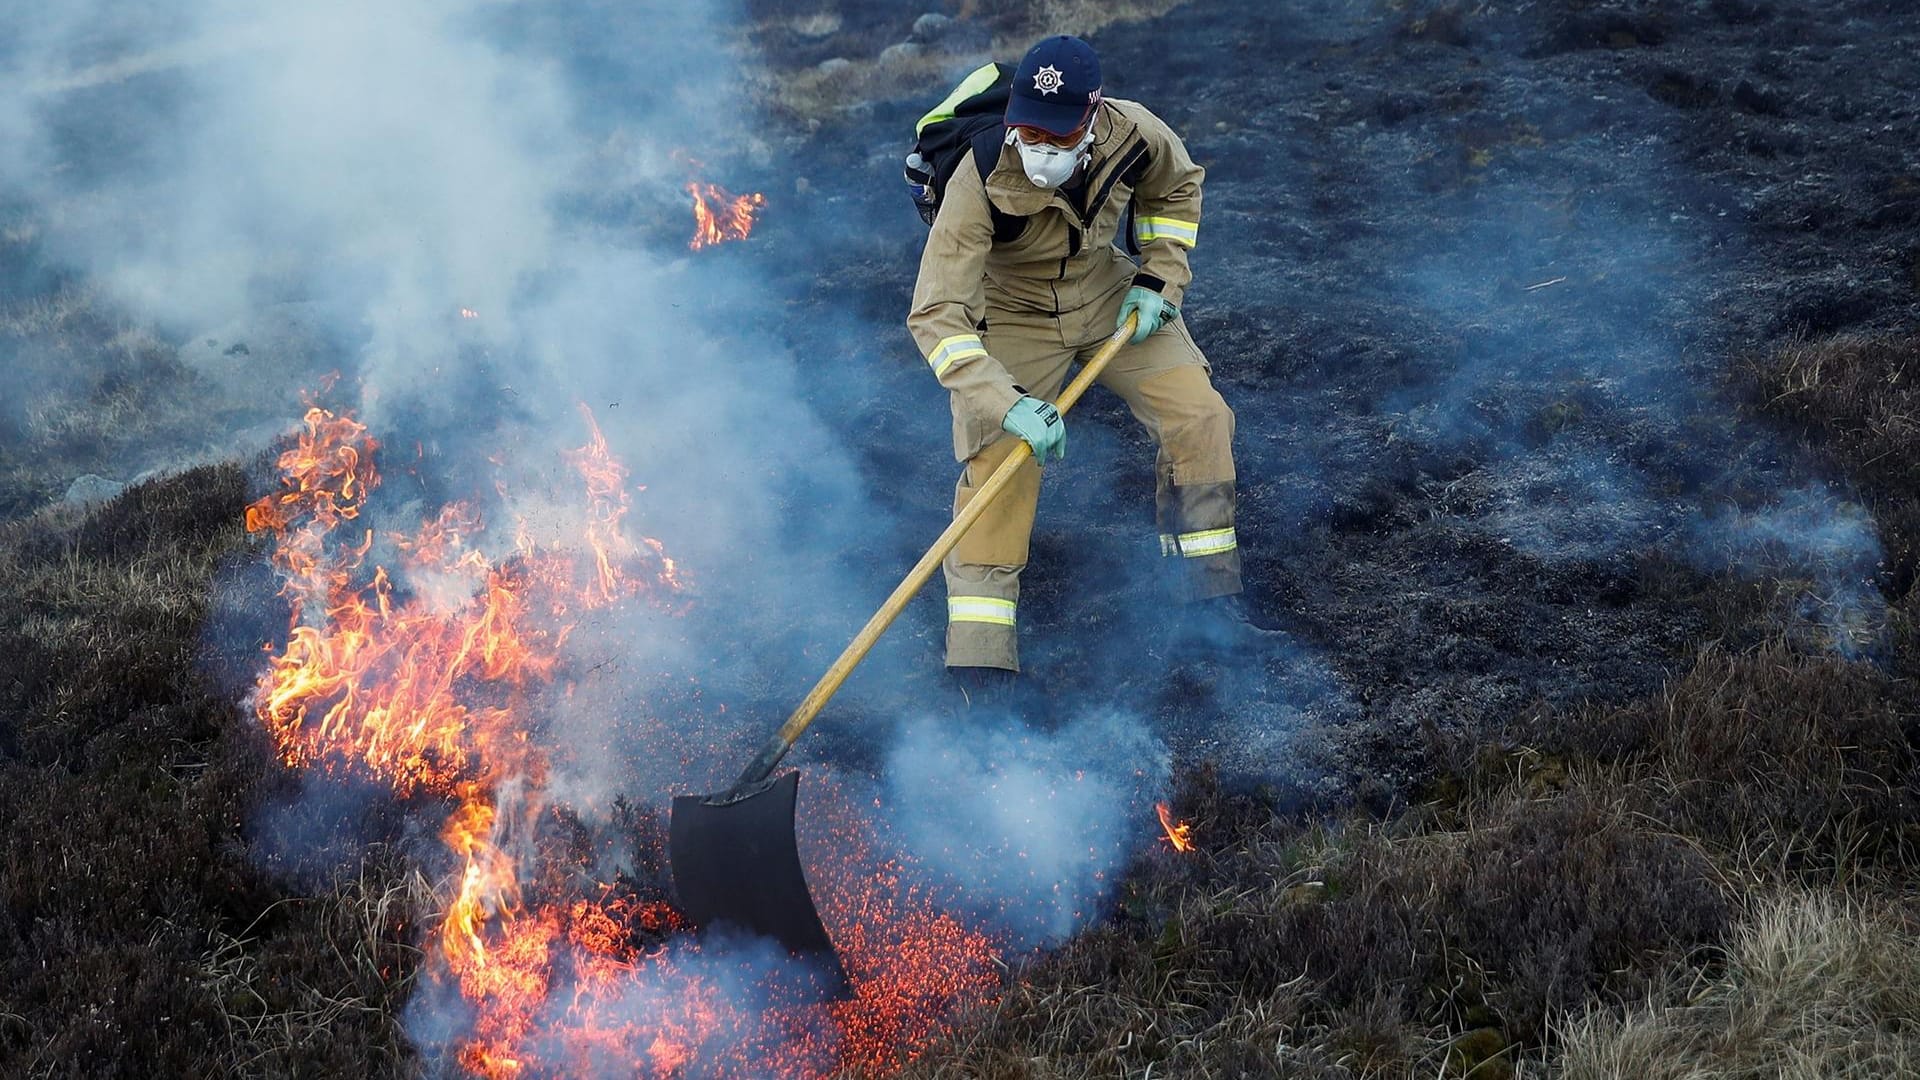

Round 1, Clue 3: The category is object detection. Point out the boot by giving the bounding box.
[950,665,1019,711]
[1171,593,1286,659]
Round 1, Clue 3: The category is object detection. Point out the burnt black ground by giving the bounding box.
[3,2,1919,1075]
[740,0,1920,804]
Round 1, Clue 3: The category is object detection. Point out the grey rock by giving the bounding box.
[910,13,954,42]
[816,57,853,76]
[878,41,924,65]
[64,474,125,506]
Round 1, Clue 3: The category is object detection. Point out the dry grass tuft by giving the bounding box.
[199,862,431,1075]
[1558,888,1920,1078]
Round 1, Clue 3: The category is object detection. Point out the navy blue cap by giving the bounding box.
[1005,36,1102,135]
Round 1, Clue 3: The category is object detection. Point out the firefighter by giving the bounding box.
[908,34,1272,678]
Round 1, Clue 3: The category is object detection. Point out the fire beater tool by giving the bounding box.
[669,315,1141,994]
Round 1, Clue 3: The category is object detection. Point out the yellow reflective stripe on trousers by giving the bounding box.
[1176,527,1237,557]
[916,62,1002,135]
[948,596,1016,626]
[1135,216,1199,248]
[927,333,988,377]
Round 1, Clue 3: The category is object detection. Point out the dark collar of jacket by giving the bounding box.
[983,100,1144,219]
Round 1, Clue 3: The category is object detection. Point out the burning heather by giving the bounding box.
[687,181,767,251]
[245,399,998,1076]
[1155,803,1194,853]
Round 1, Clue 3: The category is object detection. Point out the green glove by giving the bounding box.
[1117,285,1178,344]
[1001,395,1065,464]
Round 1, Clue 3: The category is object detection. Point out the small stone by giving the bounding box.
[910,13,954,42]
[879,42,923,65]
[816,57,852,76]
[64,474,125,506]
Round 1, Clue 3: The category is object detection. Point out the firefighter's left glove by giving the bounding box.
[1117,286,1178,344]
[1001,395,1066,464]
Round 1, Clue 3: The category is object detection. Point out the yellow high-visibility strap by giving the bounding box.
[927,333,988,377]
[1176,527,1237,557]
[916,63,1003,136]
[948,596,1016,626]
[1135,216,1199,248]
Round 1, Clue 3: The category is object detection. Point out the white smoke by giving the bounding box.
[881,708,1171,949]
[2,2,1194,1069]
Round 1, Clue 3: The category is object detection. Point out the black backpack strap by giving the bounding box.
[1098,140,1152,257]
[968,126,1028,243]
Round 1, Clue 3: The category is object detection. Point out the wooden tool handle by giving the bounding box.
[725,315,1140,795]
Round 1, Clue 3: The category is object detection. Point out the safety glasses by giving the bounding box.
[1010,123,1089,149]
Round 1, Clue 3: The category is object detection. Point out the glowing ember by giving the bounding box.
[1155,803,1194,853]
[248,396,999,1077]
[687,181,766,250]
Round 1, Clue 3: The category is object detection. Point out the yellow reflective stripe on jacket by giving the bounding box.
[927,333,988,376]
[948,596,1016,626]
[1176,527,1237,557]
[916,62,1002,136]
[1135,216,1199,248]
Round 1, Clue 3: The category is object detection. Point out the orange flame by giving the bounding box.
[687,181,766,250]
[1155,803,1194,852]
[248,396,1001,1077]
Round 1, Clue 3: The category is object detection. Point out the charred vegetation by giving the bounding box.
[4,0,1920,1076]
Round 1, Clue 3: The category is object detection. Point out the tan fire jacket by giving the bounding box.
[907,97,1205,435]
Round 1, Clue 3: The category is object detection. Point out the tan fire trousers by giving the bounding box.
[944,296,1241,671]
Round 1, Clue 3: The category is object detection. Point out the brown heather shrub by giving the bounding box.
[887,764,1727,1077]
[1556,642,1918,878]
[894,625,1920,1078]
[0,466,252,763]
[0,468,421,1078]
[1744,333,1920,592]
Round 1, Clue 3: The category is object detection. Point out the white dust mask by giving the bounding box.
[1009,126,1095,190]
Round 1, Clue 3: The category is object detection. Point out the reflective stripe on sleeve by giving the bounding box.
[1134,216,1199,248]
[927,333,988,377]
[1175,527,1237,558]
[948,596,1016,626]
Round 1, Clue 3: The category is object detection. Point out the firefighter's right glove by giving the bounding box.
[1001,395,1066,464]
[1117,286,1178,344]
